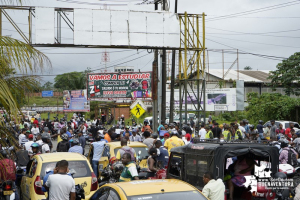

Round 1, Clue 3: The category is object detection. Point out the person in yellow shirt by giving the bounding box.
[164,131,185,154]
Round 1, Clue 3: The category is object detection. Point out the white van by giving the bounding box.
[22,110,37,120]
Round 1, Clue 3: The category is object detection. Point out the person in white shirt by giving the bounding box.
[202,172,225,200]
[45,160,75,200]
[19,128,27,146]
[239,122,246,138]
[24,134,34,152]
[36,134,44,146]
[199,124,207,140]
[31,124,40,138]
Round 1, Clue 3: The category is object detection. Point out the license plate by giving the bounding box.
[3,190,13,195]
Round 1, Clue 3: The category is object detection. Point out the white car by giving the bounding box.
[264,120,300,131]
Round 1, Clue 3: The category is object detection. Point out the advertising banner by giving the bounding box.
[87,72,152,100]
[63,90,90,112]
[166,88,237,111]
[42,91,53,97]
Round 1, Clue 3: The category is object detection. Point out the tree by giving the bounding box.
[54,68,91,90]
[268,52,300,96]
[0,1,51,150]
[42,81,53,91]
[246,92,300,123]
[244,66,252,70]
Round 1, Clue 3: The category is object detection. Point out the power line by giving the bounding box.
[208,35,300,49]
[206,1,300,22]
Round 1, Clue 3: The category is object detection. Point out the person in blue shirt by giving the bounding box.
[256,120,265,142]
[154,140,169,168]
[68,138,83,154]
[157,121,165,132]
[90,136,107,178]
[122,126,132,137]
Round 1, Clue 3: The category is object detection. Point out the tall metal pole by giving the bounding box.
[57,10,61,43]
[222,49,224,80]
[161,0,167,124]
[170,0,178,124]
[153,52,158,132]
[202,12,206,124]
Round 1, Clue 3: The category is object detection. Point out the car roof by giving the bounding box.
[37,152,87,162]
[111,180,198,196]
[106,141,147,148]
[266,120,298,123]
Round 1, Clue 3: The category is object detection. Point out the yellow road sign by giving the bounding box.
[131,103,145,119]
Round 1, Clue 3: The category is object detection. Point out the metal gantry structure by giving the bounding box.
[0,6,207,129]
[178,12,206,127]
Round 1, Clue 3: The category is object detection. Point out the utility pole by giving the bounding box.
[169,0,178,124]
[0,8,2,37]
[160,0,167,124]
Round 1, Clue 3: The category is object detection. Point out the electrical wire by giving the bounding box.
[206,0,300,22]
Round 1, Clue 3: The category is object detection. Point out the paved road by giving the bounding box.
[51,139,91,155]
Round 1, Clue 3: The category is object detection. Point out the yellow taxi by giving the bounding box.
[20,153,98,200]
[89,179,208,200]
[88,141,149,176]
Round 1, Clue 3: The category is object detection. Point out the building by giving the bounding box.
[114,66,134,73]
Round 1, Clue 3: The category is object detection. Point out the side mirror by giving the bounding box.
[138,151,141,156]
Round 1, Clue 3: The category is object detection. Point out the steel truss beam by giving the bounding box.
[178,12,206,131]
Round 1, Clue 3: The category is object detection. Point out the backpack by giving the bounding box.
[288,149,298,166]
[121,147,135,161]
[57,141,70,152]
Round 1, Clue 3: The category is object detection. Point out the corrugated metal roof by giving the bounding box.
[207,69,271,83]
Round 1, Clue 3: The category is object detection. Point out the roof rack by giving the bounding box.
[192,138,271,145]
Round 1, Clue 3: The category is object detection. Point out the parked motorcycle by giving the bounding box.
[99,157,124,187]
[0,181,16,200]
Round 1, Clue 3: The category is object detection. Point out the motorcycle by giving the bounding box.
[99,158,124,187]
[0,181,16,200]
[69,169,85,200]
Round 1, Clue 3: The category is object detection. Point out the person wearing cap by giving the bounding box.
[24,134,34,152]
[164,131,184,154]
[160,132,170,145]
[68,139,83,154]
[129,129,142,142]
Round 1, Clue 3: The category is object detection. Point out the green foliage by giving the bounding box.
[246,92,300,123]
[54,68,91,90]
[268,52,300,96]
[41,81,53,91]
[244,66,252,70]
[219,111,247,122]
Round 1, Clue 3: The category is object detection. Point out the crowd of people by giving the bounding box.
[3,111,300,200]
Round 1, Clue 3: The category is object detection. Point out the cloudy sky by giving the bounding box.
[2,0,300,84]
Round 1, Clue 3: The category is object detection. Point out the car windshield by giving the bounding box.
[40,161,91,180]
[189,113,195,118]
[129,191,206,200]
[114,147,149,160]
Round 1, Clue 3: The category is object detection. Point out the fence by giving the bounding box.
[27,92,63,97]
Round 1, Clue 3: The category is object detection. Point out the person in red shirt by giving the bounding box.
[285,122,294,139]
[0,150,16,182]
[33,118,39,127]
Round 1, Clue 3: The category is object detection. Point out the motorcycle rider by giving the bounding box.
[248,125,259,140]
[205,125,214,139]
[147,148,159,177]
[57,134,70,152]
[119,153,139,182]
[154,140,169,168]
[41,133,51,153]
[0,150,16,183]
[116,138,136,161]
[68,138,83,154]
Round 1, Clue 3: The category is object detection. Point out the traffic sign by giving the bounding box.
[130,100,147,110]
[42,91,53,97]
[131,103,145,119]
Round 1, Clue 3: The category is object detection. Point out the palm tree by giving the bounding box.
[0,34,51,148]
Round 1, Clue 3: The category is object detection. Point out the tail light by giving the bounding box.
[34,176,44,195]
[91,172,98,191]
[4,184,12,190]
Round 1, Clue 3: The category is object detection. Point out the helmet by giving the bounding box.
[209,124,213,129]
[279,139,289,148]
[41,133,50,140]
[144,120,148,124]
[112,162,124,175]
[61,133,68,141]
[171,130,179,136]
[258,120,264,124]
[249,125,254,129]
[273,172,287,179]
[109,157,117,166]
[0,150,7,158]
[152,133,158,139]
[126,126,130,129]
[71,138,79,145]
[30,143,39,148]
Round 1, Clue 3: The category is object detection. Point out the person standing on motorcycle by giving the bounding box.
[116,138,136,161]
[119,153,139,182]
